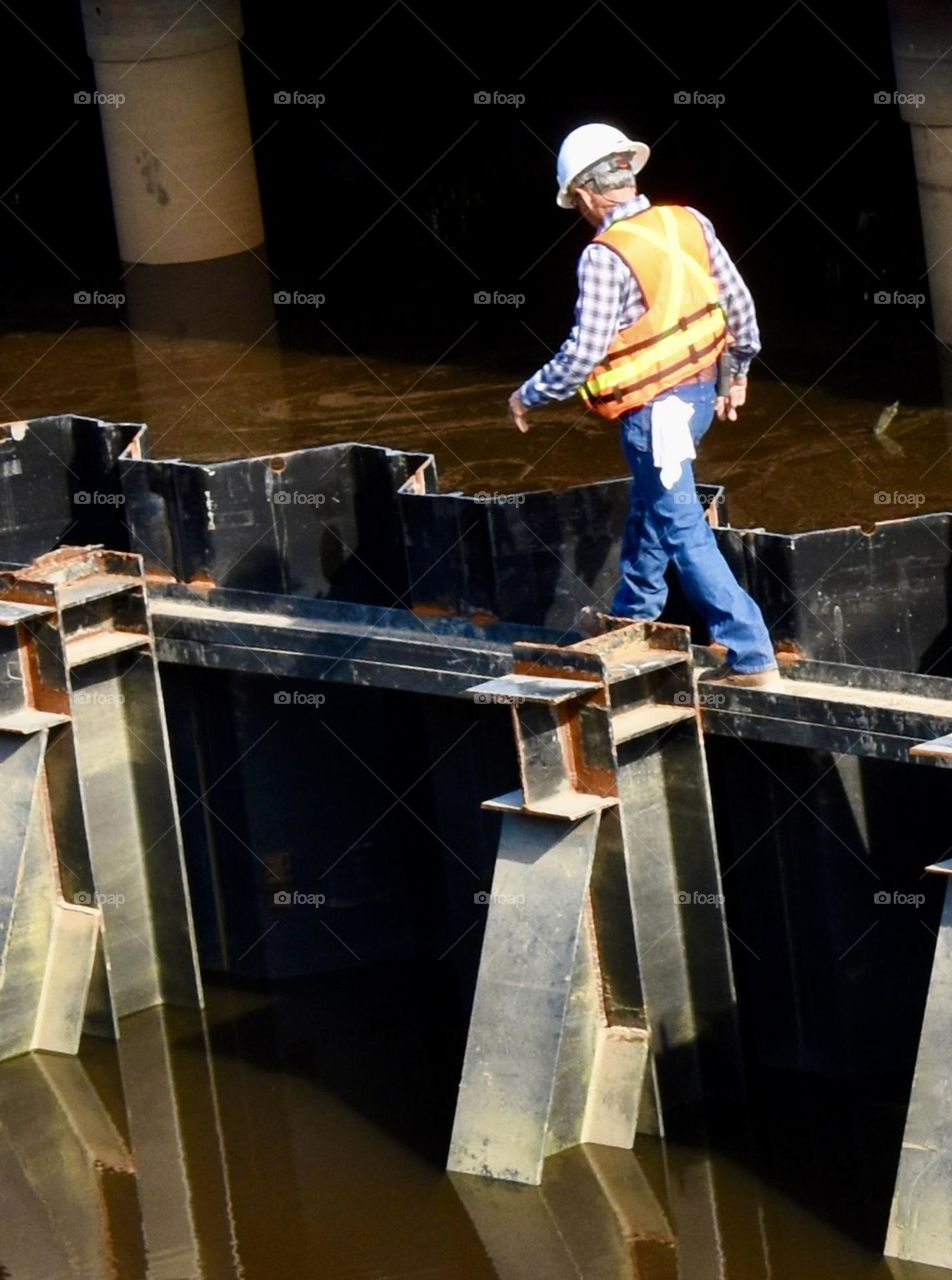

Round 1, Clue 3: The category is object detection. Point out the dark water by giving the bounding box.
[0,973,934,1280]
[1,325,949,1279]
[3,327,952,533]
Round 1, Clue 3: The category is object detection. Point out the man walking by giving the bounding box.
[509,122,778,687]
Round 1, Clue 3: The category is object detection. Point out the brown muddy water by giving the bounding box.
[0,974,929,1280]
[2,327,952,532]
[0,326,948,1279]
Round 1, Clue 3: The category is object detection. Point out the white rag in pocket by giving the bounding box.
[650,394,696,489]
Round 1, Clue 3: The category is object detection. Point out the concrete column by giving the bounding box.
[889,1,952,346]
[79,0,274,343]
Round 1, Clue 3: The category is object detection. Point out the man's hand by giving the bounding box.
[509,389,530,434]
[715,375,748,422]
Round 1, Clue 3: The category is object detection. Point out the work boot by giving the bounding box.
[699,665,782,689]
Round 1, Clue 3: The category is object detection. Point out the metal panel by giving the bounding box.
[447,811,603,1184]
[120,441,432,603]
[0,413,144,567]
[0,547,203,1037]
[886,861,952,1270]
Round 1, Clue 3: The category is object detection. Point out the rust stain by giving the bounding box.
[411,602,454,620]
[560,700,618,798]
[22,624,70,716]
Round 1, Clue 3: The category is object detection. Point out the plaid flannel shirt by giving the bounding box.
[520,194,761,408]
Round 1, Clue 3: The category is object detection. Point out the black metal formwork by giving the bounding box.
[718,517,952,675]
[119,441,432,604]
[3,414,952,1264]
[0,414,143,565]
[398,474,730,634]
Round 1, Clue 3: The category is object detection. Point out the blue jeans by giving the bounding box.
[610,382,776,674]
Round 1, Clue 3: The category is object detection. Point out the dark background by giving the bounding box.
[0,2,932,389]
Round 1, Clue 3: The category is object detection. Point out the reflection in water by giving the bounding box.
[0,1053,135,1280]
[452,1143,676,1279]
[2,326,952,533]
[0,979,944,1280]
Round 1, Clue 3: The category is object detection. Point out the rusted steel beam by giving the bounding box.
[0,548,202,1057]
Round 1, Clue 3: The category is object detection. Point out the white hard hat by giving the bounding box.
[555,123,650,209]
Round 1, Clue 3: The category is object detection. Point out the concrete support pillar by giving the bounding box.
[889,2,952,349]
[79,0,274,343]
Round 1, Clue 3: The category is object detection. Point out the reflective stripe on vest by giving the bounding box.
[580,205,729,419]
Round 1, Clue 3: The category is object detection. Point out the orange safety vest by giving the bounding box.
[579,205,729,419]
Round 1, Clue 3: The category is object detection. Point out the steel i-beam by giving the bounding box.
[448,621,742,1184]
[0,598,101,1059]
[0,546,203,1044]
[886,857,952,1271]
